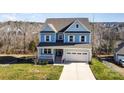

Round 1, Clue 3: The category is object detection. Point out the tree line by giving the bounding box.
[0,21,43,54]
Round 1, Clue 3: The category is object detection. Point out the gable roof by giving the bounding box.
[42,18,91,32]
[65,19,90,32]
[40,23,57,33]
[116,42,124,54]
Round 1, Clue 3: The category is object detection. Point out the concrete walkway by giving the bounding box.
[59,62,96,80]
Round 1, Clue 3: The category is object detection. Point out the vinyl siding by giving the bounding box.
[64,33,91,43]
[40,33,56,42]
[65,20,89,32]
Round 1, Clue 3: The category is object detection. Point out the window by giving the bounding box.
[69,35,74,42]
[48,49,51,54]
[44,49,48,54]
[76,24,79,28]
[72,53,76,54]
[44,49,51,54]
[45,35,50,42]
[77,53,81,55]
[80,36,85,42]
[82,53,87,55]
[58,34,63,40]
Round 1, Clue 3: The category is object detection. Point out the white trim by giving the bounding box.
[64,34,65,43]
[42,48,53,54]
[58,34,63,40]
[49,35,51,42]
[84,36,86,42]
[89,33,91,43]
[39,33,41,42]
[44,35,51,42]
[48,24,57,32]
[77,19,90,31]
[41,23,57,33]
[68,35,75,42]
[64,19,90,33]
[79,35,86,42]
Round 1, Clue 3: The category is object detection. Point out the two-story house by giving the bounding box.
[37,18,92,63]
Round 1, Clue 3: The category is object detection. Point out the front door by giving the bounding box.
[56,49,63,57]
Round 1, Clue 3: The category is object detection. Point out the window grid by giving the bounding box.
[81,36,85,42]
[46,35,50,42]
[44,49,51,54]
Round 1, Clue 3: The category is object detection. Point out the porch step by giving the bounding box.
[55,57,62,63]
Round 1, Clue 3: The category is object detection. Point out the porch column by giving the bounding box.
[53,49,55,63]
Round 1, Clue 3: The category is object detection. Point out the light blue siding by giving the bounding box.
[64,33,91,43]
[40,33,56,42]
[66,20,89,32]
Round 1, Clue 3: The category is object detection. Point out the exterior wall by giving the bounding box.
[38,47,92,62]
[64,33,91,43]
[37,48,55,61]
[40,33,56,42]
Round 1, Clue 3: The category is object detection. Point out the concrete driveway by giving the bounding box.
[59,62,96,80]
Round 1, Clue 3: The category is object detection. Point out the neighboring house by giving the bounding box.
[37,18,92,63]
[115,42,124,63]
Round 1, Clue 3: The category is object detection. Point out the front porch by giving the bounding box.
[55,49,64,64]
[38,48,64,64]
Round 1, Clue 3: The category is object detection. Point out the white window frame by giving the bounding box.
[44,35,51,42]
[76,24,79,28]
[80,35,86,42]
[43,48,52,54]
[58,34,63,40]
[68,35,75,42]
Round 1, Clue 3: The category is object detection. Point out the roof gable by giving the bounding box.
[45,18,91,32]
[40,24,57,33]
[116,42,124,54]
[65,19,90,32]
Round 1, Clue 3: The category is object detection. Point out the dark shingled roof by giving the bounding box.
[41,18,91,32]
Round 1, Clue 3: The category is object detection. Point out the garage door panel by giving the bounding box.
[65,50,88,61]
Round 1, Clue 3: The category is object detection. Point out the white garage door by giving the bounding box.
[65,50,89,61]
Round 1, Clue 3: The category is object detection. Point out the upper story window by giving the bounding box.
[44,49,51,54]
[69,35,75,42]
[76,24,79,28]
[45,35,51,42]
[58,34,63,40]
[80,36,85,42]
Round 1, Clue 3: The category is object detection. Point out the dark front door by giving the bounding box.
[56,49,63,57]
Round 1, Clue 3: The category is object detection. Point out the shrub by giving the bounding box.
[28,41,36,53]
[39,60,48,65]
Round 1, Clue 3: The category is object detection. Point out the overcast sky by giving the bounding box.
[0,13,124,22]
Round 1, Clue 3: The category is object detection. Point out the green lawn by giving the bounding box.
[90,58,124,80]
[0,64,63,80]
